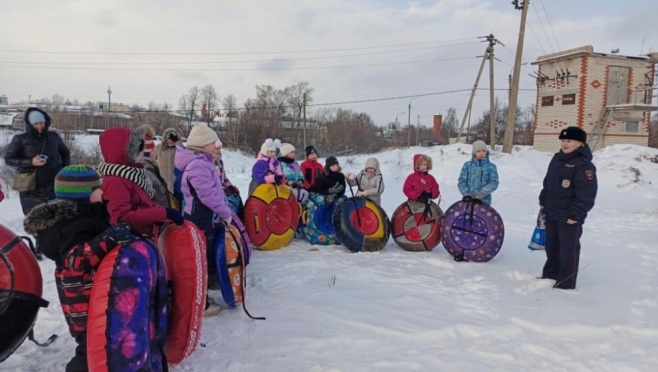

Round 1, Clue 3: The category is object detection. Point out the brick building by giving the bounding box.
[532,46,657,152]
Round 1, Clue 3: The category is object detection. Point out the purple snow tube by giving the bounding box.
[440,200,504,262]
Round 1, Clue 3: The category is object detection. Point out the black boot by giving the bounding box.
[65,334,88,372]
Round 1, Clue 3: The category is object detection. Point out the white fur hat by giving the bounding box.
[279,143,295,157]
[274,138,282,149]
[187,124,219,148]
[260,138,276,155]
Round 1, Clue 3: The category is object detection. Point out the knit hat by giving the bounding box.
[55,165,101,200]
[27,110,46,125]
[305,145,318,157]
[325,156,339,168]
[472,140,488,155]
[279,143,295,157]
[260,138,276,155]
[559,126,587,143]
[187,125,219,148]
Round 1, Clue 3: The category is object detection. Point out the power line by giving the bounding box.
[0,42,479,66]
[539,0,561,51]
[531,1,555,53]
[526,20,548,55]
[0,55,479,71]
[0,37,479,56]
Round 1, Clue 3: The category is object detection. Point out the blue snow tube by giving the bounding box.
[302,193,346,245]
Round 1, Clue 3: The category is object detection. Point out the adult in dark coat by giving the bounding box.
[4,107,71,215]
[539,126,598,290]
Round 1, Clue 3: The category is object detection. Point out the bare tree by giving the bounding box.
[222,94,239,147]
[438,107,458,144]
[179,86,201,135]
[200,85,220,127]
[52,94,66,105]
[649,112,658,149]
[286,81,314,143]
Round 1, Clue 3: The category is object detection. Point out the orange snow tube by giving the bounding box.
[158,221,207,364]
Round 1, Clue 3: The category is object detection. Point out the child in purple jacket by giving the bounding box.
[248,138,287,194]
[174,125,231,317]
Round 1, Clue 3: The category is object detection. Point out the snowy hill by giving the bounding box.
[1,133,657,371]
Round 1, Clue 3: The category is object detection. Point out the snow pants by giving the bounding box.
[542,220,582,290]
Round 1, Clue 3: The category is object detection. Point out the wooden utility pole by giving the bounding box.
[503,0,530,153]
[302,92,307,150]
[456,34,502,145]
[416,115,420,146]
[488,38,497,148]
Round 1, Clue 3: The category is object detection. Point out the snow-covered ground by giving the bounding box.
[1,132,658,371]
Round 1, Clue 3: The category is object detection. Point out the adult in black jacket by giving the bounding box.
[310,156,346,204]
[4,107,71,215]
[539,126,597,290]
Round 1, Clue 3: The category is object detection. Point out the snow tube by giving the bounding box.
[441,200,505,262]
[391,200,444,252]
[157,222,207,364]
[0,225,49,363]
[87,239,169,372]
[332,197,390,252]
[216,224,247,307]
[292,188,310,239]
[302,194,347,245]
[244,184,299,251]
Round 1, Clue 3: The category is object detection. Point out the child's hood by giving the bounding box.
[413,154,433,171]
[24,200,107,235]
[364,157,381,175]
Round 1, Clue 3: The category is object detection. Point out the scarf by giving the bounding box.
[97,162,156,198]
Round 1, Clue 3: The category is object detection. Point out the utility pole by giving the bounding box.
[106,87,112,129]
[488,36,497,148]
[503,0,530,153]
[456,34,503,145]
[302,92,307,150]
[416,115,420,146]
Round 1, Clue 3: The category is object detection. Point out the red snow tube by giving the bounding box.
[0,224,49,363]
[391,200,444,252]
[244,184,299,250]
[157,222,207,364]
[87,239,169,372]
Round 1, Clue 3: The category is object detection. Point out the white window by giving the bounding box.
[625,121,639,132]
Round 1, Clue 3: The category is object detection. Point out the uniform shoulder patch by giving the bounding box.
[584,169,595,181]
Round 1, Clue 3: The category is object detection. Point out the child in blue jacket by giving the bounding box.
[458,140,499,204]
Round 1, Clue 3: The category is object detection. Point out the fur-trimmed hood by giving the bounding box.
[413,154,433,171]
[23,107,52,138]
[99,127,144,166]
[24,199,92,235]
[161,127,183,148]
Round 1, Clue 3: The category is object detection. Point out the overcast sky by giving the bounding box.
[1,0,656,127]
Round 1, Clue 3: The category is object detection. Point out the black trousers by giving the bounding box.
[542,220,583,290]
[65,333,87,372]
[19,185,55,216]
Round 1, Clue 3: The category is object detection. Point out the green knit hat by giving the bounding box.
[54,165,101,200]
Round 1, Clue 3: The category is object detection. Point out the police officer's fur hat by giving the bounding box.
[559,126,587,143]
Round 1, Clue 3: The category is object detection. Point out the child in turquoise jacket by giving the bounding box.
[458,140,499,204]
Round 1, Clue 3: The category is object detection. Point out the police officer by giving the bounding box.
[539,126,598,290]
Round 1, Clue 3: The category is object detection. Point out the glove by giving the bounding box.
[462,195,472,202]
[417,193,429,205]
[325,195,335,204]
[104,223,132,246]
[165,208,184,226]
[274,174,284,184]
[222,216,232,225]
[347,172,356,181]
[291,181,303,189]
[356,190,367,197]
[328,183,344,195]
[474,193,484,200]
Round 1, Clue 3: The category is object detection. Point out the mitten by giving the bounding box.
[417,194,429,205]
[274,174,284,184]
[356,190,367,197]
[474,192,484,200]
[165,208,184,225]
[104,223,133,246]
[461,195,472,202]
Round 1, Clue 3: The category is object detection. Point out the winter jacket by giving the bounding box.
[154,127,182,193]
[175,146,232,221]
[23,200,118,337]
[4,108,71,212]
[301,158,323,190]
[98,127,167,236]
[249,153,287,194]
[539,145,598,224]
[403,154,440,201]
[347,157,385,206]
[142,124,156,158]
[278,156,305,183]
[311,166,347,197]
[457,152,499,205]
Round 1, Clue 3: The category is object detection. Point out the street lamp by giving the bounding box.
[395,111,405,130]
[408,97,418,147]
